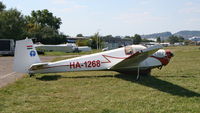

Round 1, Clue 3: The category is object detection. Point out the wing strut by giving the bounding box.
[136,66,140,80]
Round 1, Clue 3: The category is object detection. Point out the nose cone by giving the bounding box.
[166,50,174,58]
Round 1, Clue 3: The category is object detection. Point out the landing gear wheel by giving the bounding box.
[138,69,151,76]
[145,69,151,76]
[29,73,35,77]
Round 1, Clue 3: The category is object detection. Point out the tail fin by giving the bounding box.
[13,38,41,73]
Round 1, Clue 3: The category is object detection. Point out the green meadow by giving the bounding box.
[43,49,102,56]
[0,46,200,113]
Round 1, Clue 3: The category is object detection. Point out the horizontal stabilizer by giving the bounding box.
[29,62,49,71]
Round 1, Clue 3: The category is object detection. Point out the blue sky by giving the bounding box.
[1,0,200,36]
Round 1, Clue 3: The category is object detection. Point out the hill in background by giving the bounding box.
[173,30,200,38]
[141,30,200,40]
[141,32,172,40]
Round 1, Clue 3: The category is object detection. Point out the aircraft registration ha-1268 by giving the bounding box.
[13,38,174,79]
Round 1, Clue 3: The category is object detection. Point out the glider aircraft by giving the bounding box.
[13,38,173,79]
[34,43,77,53]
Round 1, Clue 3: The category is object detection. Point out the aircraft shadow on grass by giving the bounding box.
[36,74,200,97]
[36,75,114,81]
[115,74,200,97]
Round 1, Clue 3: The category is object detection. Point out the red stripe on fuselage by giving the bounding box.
[101,51,142,64]
[101,55,127,63]
[27,45,33,47]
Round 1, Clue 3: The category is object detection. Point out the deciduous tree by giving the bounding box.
[26,9,62,30]
[156,37,161,43]
[131,34,142,44]
[0,2,5,11]
[0,9,26,40]
[76,34,83,37]
[25,9,65,44]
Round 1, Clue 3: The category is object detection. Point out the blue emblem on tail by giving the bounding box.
[30,50,36,57]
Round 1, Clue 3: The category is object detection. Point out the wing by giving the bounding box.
[110,45,163,71]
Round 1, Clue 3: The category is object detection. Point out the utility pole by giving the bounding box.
[97,32,99,50]
[96,29,101,50]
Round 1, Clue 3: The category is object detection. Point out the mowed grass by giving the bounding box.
[1,46,200,113]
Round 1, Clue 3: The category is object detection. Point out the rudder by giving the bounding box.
[13,38,41,73]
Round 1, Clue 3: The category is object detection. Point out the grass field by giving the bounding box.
[1,46,200,113]
[43,49,102,56]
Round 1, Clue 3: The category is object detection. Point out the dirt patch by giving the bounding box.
[0,56,65,88]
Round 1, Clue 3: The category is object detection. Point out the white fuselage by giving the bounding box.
[30,45,165,74]
[35,44,77,52]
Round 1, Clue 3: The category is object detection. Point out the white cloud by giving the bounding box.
[55,4,87,13]
[139,0,150,5]
[180,7,200,14]
[185,1,195,6]
[179,1,200,14]
[116,12,165,24]
[50,0,87,13]
[73,4,87,9]
[51,0,71,4]
[186,18,200,25]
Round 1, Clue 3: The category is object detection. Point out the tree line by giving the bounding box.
[0,2,66,44]
[75,34,152,49]
[75,33,187,49]
[0,1,187,46]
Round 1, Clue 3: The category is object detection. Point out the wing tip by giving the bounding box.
[143,44,163,52]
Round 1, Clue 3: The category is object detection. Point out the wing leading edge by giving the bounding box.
[110,45,163,71]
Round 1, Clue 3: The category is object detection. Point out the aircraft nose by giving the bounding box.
[165,50,174,58]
